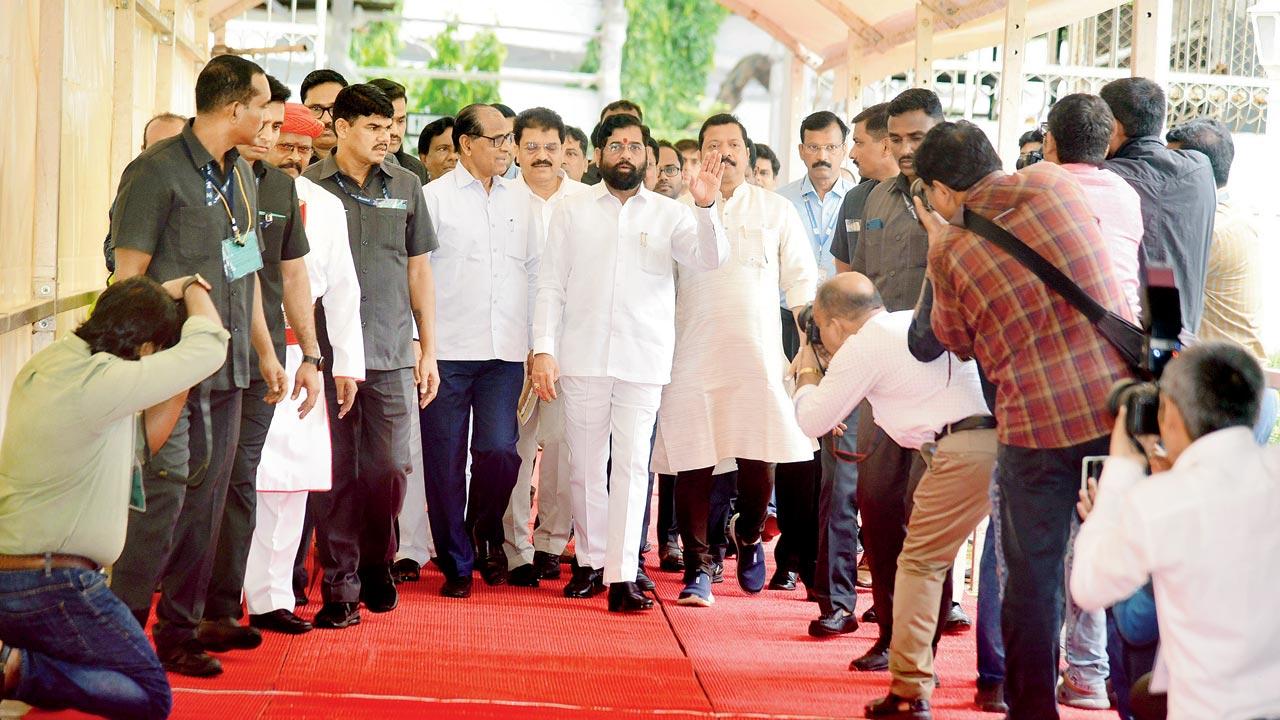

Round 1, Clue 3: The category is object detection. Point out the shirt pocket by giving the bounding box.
[374,207,410,257]
[176,205,225,265]
[257,211,285,264]
[737,226,775,269]
[503,215,529,262]
[638,232,672,276]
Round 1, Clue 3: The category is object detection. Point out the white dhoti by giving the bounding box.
[560,376,661,585]
[394,406,436,565]
[244,345,333,615]
[503,387,573,567]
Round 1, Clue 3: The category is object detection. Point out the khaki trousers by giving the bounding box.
[888,428,998,700]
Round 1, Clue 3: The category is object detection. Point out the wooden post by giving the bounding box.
[1132,0,1173,86]
[846,31,864,118]
[915,6,935,89]
[996,0,1029,171]
[32,0,65,350]
[155,0,177,112]
[314,0,328,68]
[110,0,137,195]
[785,55,807,182]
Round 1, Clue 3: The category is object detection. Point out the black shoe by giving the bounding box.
[196,618,263,652]
[769,568,798,591]
[358,565,398,613]
[863,606,879,624]
[508,563,541,587]
[974,681,1008,713]
[313,601,361,629]
[159,639,222,677]
[943,602,972,633]
[249,609,313,635]
[808,608,859,637]
[864,693,931,718]
[477,542,508,586]
[441,575,473,598]
[709,561,724,584]
[391,558,421,583]
[640,541,653,554]
[658,544,685,572]
[533,550,562,579]
[850,642,891,672]
[635,565,656,592]
[607,581,654,612]
[294,592,308,608]
[563,565,605,598]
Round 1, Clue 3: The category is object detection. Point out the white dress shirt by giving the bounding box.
[512,170,587,239]
[1071,427,1280,720]
[423,162,541,363]
[792,310,990,448]
[296,176,365,380]
[533,183,728,385]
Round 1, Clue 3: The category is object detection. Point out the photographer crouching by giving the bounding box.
[791,273,995,719]
[0,275,229,719]
[1071,341,1280,720]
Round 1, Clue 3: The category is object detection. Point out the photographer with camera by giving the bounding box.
[1071,341,1280,720]
[0,274,229,719]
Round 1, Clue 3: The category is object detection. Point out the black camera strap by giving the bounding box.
[962,208,1149,378]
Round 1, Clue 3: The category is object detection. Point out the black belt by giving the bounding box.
[0,553,100,572]
[936,414,997,441]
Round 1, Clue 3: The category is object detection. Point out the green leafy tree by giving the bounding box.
[582,0,729,137]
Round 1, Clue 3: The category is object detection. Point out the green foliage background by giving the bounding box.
[581,0,729,138]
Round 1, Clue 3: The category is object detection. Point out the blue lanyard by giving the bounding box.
[334,172,390,207]
[803,194,835,244]
[201,164,241,237]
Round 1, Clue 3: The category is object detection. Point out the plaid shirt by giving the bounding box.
[929,163,1136,449]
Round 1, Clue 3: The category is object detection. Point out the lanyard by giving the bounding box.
[333,172,391,207]
[201,164,251,242]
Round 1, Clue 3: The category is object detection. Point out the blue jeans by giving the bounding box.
[0,566,171,720]
[976,472,1005,686]
[1062,515,1109,690]
[1255,388,1278,445]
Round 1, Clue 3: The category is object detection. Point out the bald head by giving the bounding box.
[815,272,884,319]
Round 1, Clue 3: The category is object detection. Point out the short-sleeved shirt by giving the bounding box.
[111,119,260,391]
[830,178,879,265]
[393,148,430,185]
[851,174,929,312]
[253,161,310,366]
[303,152,438,371]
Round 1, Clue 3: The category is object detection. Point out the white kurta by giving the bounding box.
[652,182,818,474]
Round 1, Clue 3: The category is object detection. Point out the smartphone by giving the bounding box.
[1080,455,1107,492]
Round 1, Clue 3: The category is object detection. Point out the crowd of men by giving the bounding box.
[1,51,1278,720]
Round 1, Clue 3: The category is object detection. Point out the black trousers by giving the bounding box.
[996,435,1109,719]
[773,453,821,587]
[675,461,771,578]
[205,378,275,620]
[815,406,861,614]
[656,474,679,548]
[112,386,243,652]
[312,368,415,603]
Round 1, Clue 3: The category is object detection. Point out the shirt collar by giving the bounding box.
[1173,426,1258,472]
[316,150,393,184]
[592,180,647,207]
[801,174,853,202]
[452,161,506,192]
[892,173,912,194]
[180,118,240,174]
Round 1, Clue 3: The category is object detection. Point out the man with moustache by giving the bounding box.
[302,83,439,629]
[502,107,587,586]
[301,69,347,163]
[653,140,685,200]
[417,116,458,182]
[651,113,818,607]
[200,77,322,650]
[530,113,729,613]
[421,103,540,599]
[110,54,286,677]
[562,126,590,182]
[753,143,780,191]
[369,78,429,185]
[241,103,365,635]
[581,100,644,185]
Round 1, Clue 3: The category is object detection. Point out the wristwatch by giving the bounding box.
[302,355,325,371]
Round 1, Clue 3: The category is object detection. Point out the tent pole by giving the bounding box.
[1132,0,1173,85]
[996,0,1029,170]
[846,32,864,118]
[915,5,935,89]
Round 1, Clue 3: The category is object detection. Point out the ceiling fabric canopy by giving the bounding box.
[719,0,1128,81]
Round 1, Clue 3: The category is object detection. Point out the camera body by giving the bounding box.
[1107,380,1161,437]
[796,303,822,348]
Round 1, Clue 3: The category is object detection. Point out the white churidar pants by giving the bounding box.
[503,387,573,566]
[244,492,307,615]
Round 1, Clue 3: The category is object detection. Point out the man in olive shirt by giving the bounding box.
[369,78,430,185]
[110,55,288,678]
[201,76,322,650]
[302,83,439,630]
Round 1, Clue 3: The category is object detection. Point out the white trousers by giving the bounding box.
[503,388,573,566]
[394,394,437,564]
[244,491,308,615]
[560,376,661,585]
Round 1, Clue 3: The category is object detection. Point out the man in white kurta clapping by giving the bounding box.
[651,114,819,607]
[242,105,365,634]
[529,113,730,614]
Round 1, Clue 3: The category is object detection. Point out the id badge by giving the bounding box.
[375,198,408,210]
[845,219,861,233]
[129,464,147,512]
[131,415,146,512]
[222,229,264,282]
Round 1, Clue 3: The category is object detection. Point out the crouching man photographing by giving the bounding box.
[0,275,229,719]
[1072,341,1280,720]
[791,272,995,719]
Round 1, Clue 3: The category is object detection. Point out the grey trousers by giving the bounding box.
[205,378,275,620]
[815,403,861,615]
[111,386,244,652]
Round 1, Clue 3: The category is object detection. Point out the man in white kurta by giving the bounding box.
[530,115,729,613]
[651,116,818,606]
[243,109,365,633]
[501,109,588,585]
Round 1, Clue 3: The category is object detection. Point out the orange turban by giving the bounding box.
[282,102,323,138]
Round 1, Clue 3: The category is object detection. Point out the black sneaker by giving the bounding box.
[709,561,724,584]
[358,565,398,613]
[313,601,361,629]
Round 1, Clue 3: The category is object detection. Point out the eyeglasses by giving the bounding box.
[274,142,312,156]
[802,142,846,155]
[468,132,515,148]
[307,104,334,121]
[522,142,560,154]
[604,142,645,156]
[658,164,681,177]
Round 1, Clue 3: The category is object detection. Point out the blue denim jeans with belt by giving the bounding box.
[0,565,171,720]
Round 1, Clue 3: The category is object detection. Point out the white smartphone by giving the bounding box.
[1081,455,1107,492]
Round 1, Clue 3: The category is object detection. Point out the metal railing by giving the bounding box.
[0,290,99,336]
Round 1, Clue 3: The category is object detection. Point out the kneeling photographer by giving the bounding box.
[0,274,229,720]
[1071,341,1280,720]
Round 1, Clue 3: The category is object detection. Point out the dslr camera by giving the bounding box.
[1106,265,1184,440]
[1106,379,1160,437]
[796,303,822,348]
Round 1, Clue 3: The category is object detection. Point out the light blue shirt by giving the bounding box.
[777,174,853,304]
